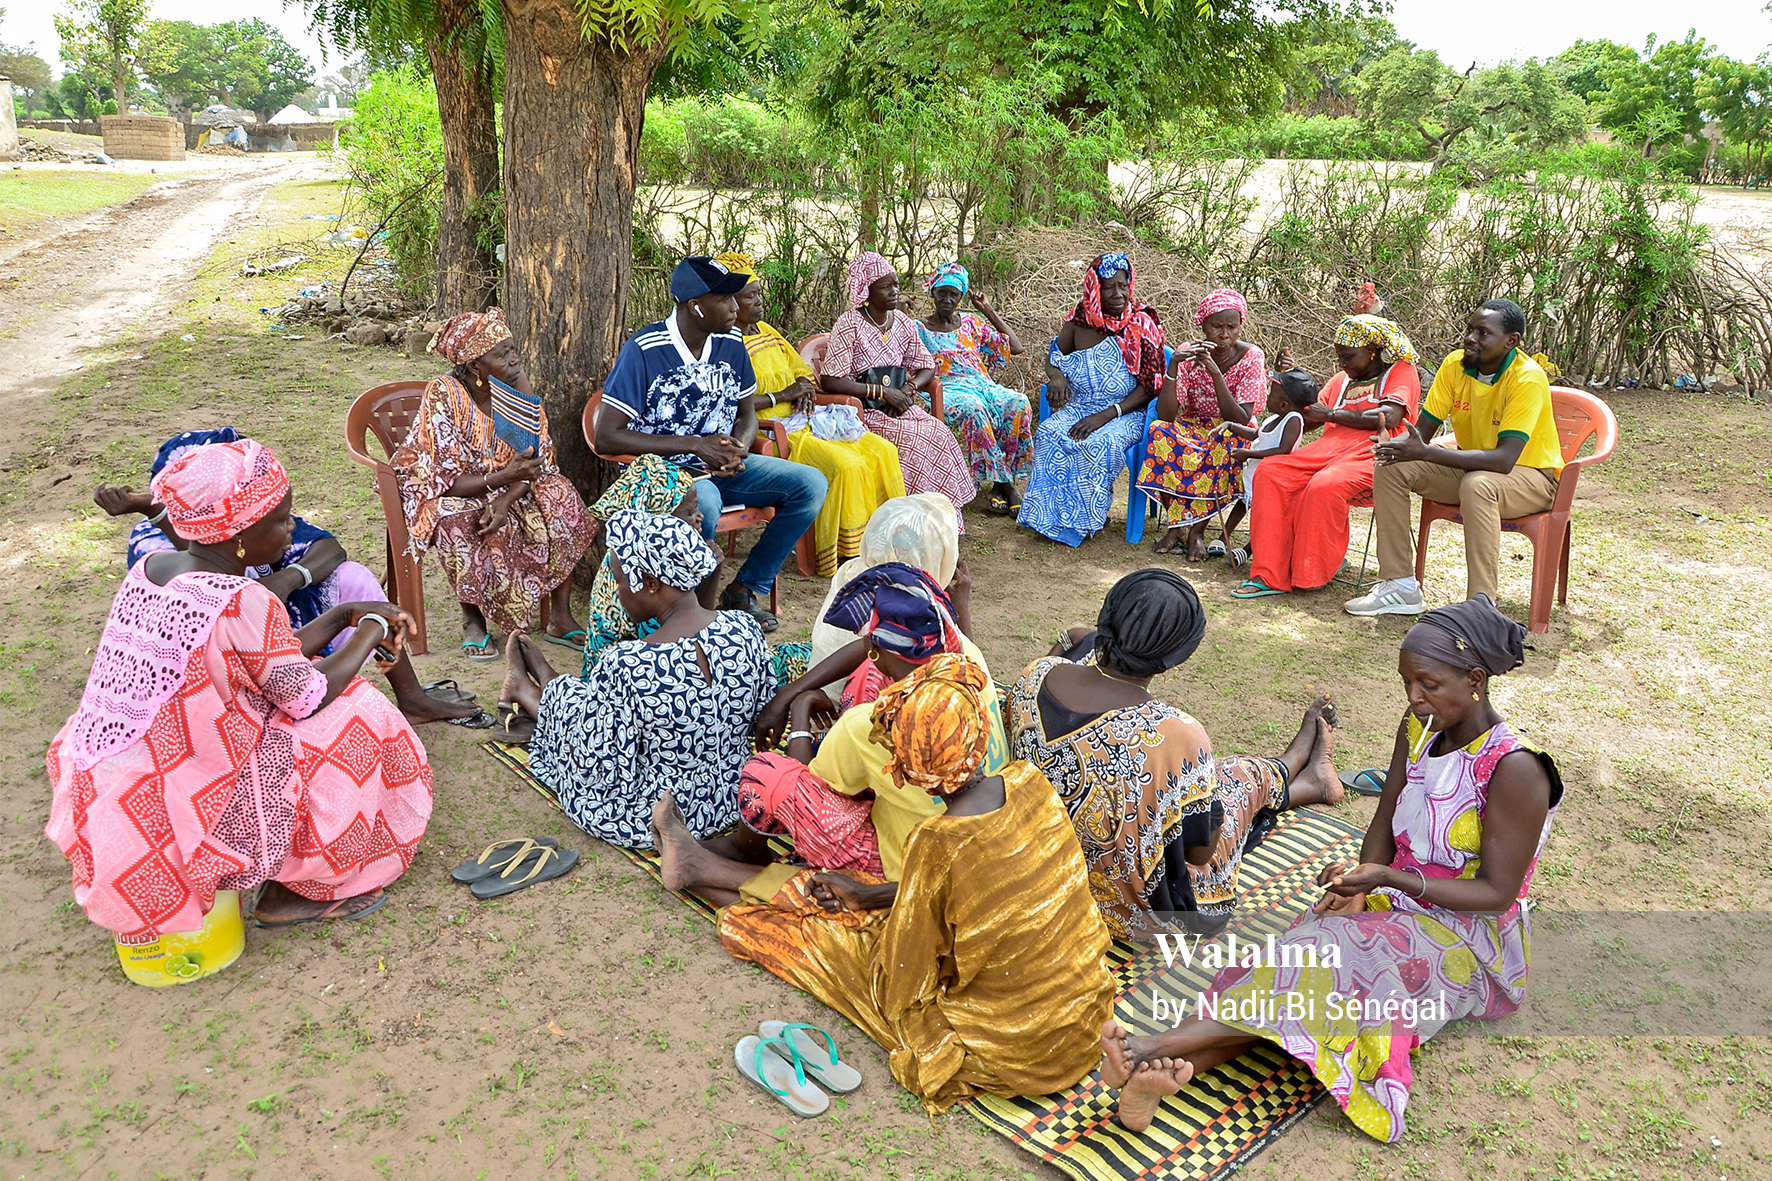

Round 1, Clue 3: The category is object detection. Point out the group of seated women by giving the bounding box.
[48,248,1561,1151]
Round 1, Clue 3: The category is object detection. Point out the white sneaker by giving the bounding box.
[1344,579,1426,617]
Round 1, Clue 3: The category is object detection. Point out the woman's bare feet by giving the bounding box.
[253,882,384,925]
[1286,717,1344,807]
[1153,526,1185,555]
[1116,1058,1195,1132]
[1185,521,1211,562]
[502,635,544,719]
[1100,1019,1136,1088]
[1278,694,1337,774]
[652,793,709,890]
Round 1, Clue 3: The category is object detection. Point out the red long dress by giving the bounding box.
[1248,363,1421,593]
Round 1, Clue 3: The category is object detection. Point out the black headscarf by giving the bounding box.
[1399,594,1526,677]
[1096,569,1206,677]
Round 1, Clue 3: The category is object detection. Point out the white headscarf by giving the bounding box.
[808,493,961,672]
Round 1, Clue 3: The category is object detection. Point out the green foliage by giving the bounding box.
[639,96,815,186]
[53,0,148,106]
[141,20,312,115]
[0,45,52,104]
[1699,56,1772,182]
[1552,39,1639,102]
[334,65,444,302]
[1590,31,1711,151]
[1359,47,1589,166]
[1214,113,1431,161]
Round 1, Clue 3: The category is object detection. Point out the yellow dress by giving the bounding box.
[718,761,1117,1113]
[746,321,906,575]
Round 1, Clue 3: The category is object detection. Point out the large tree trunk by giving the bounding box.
[427,0,503,316]
[500,0,668,503]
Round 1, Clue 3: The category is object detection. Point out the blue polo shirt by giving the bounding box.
[603,314,757,471]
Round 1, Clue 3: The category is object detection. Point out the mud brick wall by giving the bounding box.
[99,115,186,162]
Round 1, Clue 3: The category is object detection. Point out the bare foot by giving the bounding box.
[652,793,706,891]
[393,689,480,725]
[1153,527,1185,555]
[1185,522,1211,562]
[1286,717,1344,807]
[513,633,561,683]
[1100,1019,1135,1089]
[502,635,545,719]
[1278,694,1337,774]
[253,882,384,925]
[1116,1057,1194,1132]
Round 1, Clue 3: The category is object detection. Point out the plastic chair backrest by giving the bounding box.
[798,333,829,376]
[346,380,429,460]
[1546,386,1618,514]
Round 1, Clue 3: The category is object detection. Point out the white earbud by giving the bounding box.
[693,305,704,318]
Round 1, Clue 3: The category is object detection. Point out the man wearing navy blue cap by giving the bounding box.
[595,256,827,632]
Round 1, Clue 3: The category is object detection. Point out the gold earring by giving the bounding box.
[1471,691,1480,701]
[867,650,880,664]
[236,540,247,559]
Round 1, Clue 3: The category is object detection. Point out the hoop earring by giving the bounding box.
[867,650,880,664]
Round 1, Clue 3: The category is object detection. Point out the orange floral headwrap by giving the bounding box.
[428,307,512,365]
[148,439,289,545]
[869,654,992,796]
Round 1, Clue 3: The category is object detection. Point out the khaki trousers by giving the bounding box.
[1374,460,1559,601]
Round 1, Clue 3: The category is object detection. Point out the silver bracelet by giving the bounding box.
[786,730,815,744]
[1407,866,1428,899]
[146,505,169,526]
[289,561,313,588]
[360,613,391,641]
[1111,404,1123,420]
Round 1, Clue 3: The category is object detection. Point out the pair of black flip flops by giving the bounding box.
[449,836,578,899]
[425,680,496,730]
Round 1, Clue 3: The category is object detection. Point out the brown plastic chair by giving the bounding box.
[582,390,795,615]
[798,332,945,421]
[344,381,432,655]
[1414,386,1619,634]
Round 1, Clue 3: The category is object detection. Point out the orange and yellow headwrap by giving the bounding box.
[869,654,992,796]
[713,251,757,283]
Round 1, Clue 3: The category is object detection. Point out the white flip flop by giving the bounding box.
[735,1035,829,1118]
[760,1021,863,1094]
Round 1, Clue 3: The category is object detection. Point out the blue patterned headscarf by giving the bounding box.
[1097,252,1131,279]
[823,561,961,662]
[605,509,718,593]
[926,262,970,294]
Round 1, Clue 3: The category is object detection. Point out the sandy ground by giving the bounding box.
[0,171,1769,1181]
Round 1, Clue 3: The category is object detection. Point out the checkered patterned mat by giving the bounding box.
[482,739,1364,1180]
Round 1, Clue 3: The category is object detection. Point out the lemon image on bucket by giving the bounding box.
[114,890,245,988]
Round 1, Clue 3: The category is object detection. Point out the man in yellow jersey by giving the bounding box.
[1346,299,1563,615]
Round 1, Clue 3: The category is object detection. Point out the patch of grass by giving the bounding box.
[0,169,163,237]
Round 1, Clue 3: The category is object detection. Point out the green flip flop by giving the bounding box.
[1231,579,1285,599]
[760,1021,862,1093]
[734,1035,828,1118]
[461,634,498,662]
[541,629,587,651]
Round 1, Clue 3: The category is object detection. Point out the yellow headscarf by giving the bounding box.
[714,251,757,283]
[1333,314,1419,366]
[870,654,992,796]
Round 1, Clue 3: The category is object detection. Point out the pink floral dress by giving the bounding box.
[1136,347,1266,528]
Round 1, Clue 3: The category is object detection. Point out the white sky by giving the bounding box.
[3,0,1769,82]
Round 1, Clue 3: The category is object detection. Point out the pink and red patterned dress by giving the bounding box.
[822,308,976,525]
[46,566,433,944]
[1136,348,1267,528]
[1202,717,1561,1142]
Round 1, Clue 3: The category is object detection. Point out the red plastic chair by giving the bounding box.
[344,381,433,655]
[583,390,795,615]
[1413,386,1619,633]
[798,332,945,421]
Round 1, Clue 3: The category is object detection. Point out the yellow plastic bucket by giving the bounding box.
[114,891,245,988]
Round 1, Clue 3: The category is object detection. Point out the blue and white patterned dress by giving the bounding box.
[1017,338,1150,546]
[530,610,774,847]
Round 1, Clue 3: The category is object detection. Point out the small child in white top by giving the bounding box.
[1217,367,1319,567]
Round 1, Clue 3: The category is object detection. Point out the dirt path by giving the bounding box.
[0,159,324,422]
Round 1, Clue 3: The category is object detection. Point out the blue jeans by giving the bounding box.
[695,455,827,598]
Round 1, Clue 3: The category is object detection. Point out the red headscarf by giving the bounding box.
[428,307,512,365]
[149,439,289,545]
[1066,254,1166,392]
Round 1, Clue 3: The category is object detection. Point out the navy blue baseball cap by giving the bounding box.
[1268,367,1321,406]
[671,256,749,302]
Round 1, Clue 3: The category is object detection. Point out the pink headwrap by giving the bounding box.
[1195,288,1249,327]
[847,252,894,308]
[428,307,512,365]
[149,439,289,545]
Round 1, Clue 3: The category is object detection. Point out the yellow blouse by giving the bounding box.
[743,321,816,419]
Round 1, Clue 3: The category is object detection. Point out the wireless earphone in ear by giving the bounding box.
[693,305,704,318]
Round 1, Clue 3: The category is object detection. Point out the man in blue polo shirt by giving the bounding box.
[596,256,827,632]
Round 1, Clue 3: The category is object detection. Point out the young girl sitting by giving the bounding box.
[1218,367,1318,567]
